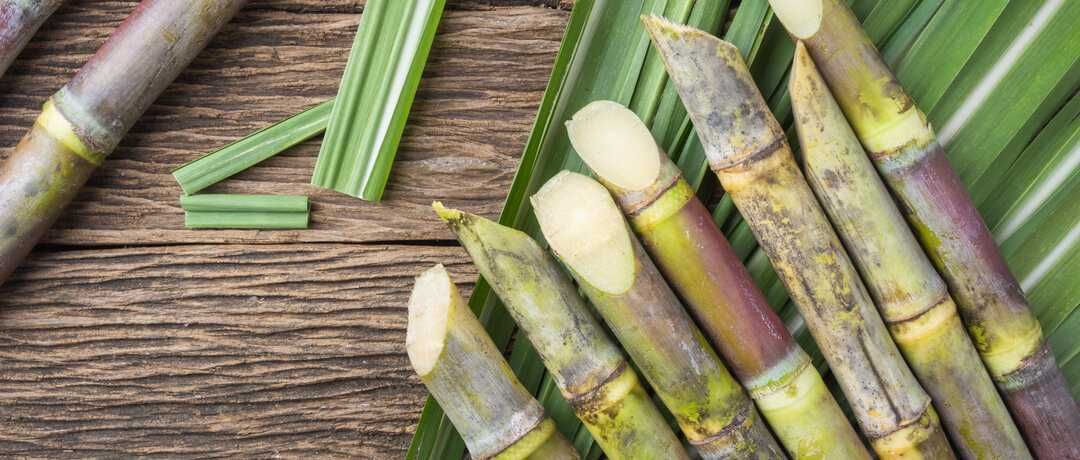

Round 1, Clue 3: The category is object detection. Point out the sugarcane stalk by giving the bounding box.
[406,264,579,460]
[432,203,689,460]
[0,0,247,285]
[0,0,63,77]
[769,1,1080,456]
[565,100,869,459]
[643,17,955,459]
[790,43,1030,460]
[531,171,785,459]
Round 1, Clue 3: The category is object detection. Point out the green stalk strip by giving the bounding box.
[181,194,309,230]
[173,100,333,195]
[311,0,444,201]
[184,212,308,230]
[179,194,309,213]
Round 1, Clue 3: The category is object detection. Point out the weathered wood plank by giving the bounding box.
[0,0,567,246]
[0,243,478,458]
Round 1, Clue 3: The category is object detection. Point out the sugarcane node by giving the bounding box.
[690,403,750,446]
[565,361,631,414]
[998,340,1058,391]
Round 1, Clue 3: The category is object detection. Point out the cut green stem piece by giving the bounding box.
[184,211,308,230]
[173,100,333,195]
[181,195,309,230]
[769,0,1080,456]
[643,17,954,459]
[0,0,247,287]
[433,203,689,460]
[406,265,579,460]
[179,194,309,213]
[566,100,869,459]
[532,171,785,459]
[311,0,445,201]
[790,43,1030,460]
[0,0,63,78]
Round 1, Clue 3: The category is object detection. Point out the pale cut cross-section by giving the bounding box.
[567,100,661,191]
[768,0,823,39]
[406,264,453,377]
[532,171,636,294]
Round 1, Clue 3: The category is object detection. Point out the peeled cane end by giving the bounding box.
[531,171,635,294]
[767,0,823,39]
[406,264,456,377]
[566,100,661,191]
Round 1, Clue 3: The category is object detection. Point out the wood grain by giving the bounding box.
[0,243,479,458]
[0,0,567,246]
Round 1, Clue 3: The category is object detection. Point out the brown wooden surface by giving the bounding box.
[0,1,568,457]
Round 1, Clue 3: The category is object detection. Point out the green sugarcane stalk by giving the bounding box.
[566,100,869,459]
[0,0,63,77]
[0,0,247,285]
[768,1,1080,456]
[643,17,955,459]
[789,43,1030,460]
[532,171,785,459]
[432,203,689,460]
[406,264,579,460]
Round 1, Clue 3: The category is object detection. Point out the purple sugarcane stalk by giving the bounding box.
[0,0,247,285]
[0,0,63,77]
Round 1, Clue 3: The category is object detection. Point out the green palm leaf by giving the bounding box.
[409,0,1080,456]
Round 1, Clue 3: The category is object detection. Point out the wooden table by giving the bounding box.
[0,1,568,457]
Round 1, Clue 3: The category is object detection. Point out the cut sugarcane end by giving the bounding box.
[768,0,823,39]
[532,171,635,294]
[567,100,661,191]
[406,264,455,377]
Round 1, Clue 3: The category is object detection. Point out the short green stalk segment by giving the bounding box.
[180,194,309,229]
[173,100,333,195]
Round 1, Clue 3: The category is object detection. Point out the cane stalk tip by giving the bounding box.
[640,13,700,41]
[431,201,462,222]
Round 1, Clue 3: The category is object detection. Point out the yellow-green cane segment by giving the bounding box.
[433,203,689,460]
[769,1,1080,456]
[406,265,579,460]
[532,171,785,459]
[566,100,869,459]
[790,42,1029,460]
[642,16,955,459]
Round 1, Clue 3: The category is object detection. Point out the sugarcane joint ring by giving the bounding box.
[36,98,104,166]
[567,361,637,415]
